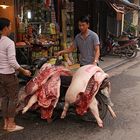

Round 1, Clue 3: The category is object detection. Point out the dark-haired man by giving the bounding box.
[56,16,100,66]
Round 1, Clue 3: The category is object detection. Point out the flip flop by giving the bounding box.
[7,125,24,132]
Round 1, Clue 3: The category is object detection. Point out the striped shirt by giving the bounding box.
[0,36,20,74]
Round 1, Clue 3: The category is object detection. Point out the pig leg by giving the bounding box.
[107,105,117,118]
[89,98,103,128]
[61,101,69,119]
[22,94,37,114]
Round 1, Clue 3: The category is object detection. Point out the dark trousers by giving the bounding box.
[0,73,19,118]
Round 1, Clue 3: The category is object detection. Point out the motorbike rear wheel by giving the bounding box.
[80,93,108,122]
[125,46,138,58]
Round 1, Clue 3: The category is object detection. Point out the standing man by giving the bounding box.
[0,17,31,132]
[56,16,100,66]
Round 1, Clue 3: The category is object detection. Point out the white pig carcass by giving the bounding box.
[61,65,109,128]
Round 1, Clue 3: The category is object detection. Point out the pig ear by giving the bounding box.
[100,78,110,90]
[18,86,27,99]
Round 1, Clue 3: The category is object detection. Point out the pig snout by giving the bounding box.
[18,87,28,102]
[16,87,28,113]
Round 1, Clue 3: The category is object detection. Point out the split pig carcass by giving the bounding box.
[60,65,116,128]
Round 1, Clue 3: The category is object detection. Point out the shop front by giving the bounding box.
[0,0,75,66]
[15,0,75,65]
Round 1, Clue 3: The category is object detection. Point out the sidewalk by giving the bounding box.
[69,52,140,72]
[100,55,131,72]
[100,52,140,72]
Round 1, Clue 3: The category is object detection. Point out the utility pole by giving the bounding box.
[132,0,139,35]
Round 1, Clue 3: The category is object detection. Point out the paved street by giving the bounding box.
[1,59,140,140]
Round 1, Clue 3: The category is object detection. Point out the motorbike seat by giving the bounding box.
[59,76,72,99]
[118,40,130,46]
[60,75,72,88]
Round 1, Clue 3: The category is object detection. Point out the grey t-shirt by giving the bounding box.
[74,29,100,65]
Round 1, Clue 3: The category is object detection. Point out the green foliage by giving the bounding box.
[124,20,137,34]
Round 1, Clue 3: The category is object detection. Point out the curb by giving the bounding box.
[103,54,140,72]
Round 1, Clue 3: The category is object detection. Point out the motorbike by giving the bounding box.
[101,32,138,58]
[17,57,116,123]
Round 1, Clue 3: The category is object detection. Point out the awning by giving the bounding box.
[107,1,124,13]
[119,0,140,11]
[106,0,124,13]
[106,0,140,11]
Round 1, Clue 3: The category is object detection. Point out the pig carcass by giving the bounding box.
[21,63,72,121]
[61,65,109,128]
[25,63,72,95]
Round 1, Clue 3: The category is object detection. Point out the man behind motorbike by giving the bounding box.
[55,16,100,66]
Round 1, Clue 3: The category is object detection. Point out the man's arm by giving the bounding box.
[7,42,31,76]
[56,44,75,56]
[93,45,100,65]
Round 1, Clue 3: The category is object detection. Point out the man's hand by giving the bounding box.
[93,62,97,65]
[54,51,62,57]
[93,59,99,65]
[17,67,31,77]
[23,69,32,77]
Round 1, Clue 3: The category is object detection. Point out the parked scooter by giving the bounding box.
[101,32,138,58]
